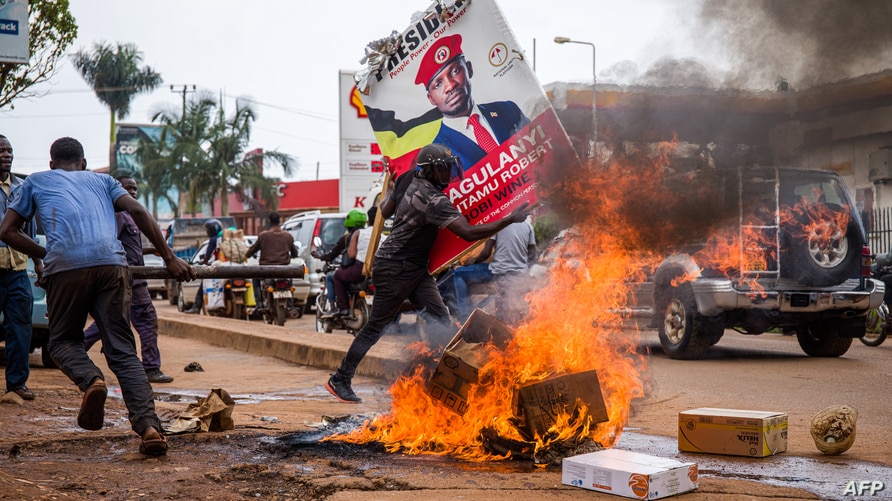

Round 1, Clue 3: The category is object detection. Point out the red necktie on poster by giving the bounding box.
[468,113,499,153]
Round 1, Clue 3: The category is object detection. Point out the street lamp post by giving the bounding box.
[554,37,596,158]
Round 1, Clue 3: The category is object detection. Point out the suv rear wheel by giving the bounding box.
[793,321,854,357]
[783,203,860,287]
[657,284,719,359]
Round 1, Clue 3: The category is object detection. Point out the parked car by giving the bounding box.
[142,253,168,300]
[634,166,884,359]
[282,211,347,311]
[176,236,310,314]
[0,235,53,368]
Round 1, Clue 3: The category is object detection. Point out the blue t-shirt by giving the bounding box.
[9,170,129,276]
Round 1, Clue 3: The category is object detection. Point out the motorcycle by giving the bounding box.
[260,278,297,326]
[315,262,374,335]
[863,253,892,346]
[203,277,250,320]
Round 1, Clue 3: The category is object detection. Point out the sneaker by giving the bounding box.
[77,378,107,431]
[325,375,361,403]
[336,309,350,318]
[146,369,174,384]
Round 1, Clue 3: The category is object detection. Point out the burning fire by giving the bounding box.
[328,139,852,461]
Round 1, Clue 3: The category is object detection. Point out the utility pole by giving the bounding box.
[170,84,196,119]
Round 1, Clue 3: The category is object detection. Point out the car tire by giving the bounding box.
[40,343,57,369]
[794,322,854,357]
[177,284,186,312]
[656,283,715,360]
[782,203,860,287]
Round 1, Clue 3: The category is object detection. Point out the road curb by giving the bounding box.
[156,312,413,380]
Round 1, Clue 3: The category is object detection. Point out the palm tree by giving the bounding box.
[153,91,296,217]
[71,42,162,173]
[134,132,178,218]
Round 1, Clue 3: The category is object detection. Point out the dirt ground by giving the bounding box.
[1,311,889,500]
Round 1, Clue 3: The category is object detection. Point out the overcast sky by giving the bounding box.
[3,0,887,182]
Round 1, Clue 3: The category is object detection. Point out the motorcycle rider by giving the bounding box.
[184,218,223,314]
[331,207,377,317]
[312,209,367,316]
[325,143,532,404]
[245,212,299,308]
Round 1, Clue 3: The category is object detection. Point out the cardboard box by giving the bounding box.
[562,449,698,499]
[427,309,514,415]
[678,408,787,457]
[513,370,609,440]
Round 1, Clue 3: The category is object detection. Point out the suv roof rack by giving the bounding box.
[285,210,322,221]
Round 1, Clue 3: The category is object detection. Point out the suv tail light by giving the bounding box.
[311,219,323,251]
[862,245,873,278]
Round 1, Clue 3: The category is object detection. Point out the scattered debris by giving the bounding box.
[811,404,858,455]
[184,362,204,372]
[163,388,235,435]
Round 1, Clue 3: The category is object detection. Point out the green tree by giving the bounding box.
[134,132,178,218]
[0,0,78,109]
[71,42,162,172]
[153,91,296,217]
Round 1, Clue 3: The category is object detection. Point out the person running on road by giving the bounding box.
[82,175,174,384]
[0,137,195,456]
[325,143,531,404]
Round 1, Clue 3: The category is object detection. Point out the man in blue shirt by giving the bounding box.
[0,137,195,456]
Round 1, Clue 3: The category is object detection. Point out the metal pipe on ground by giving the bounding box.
[129,265,306,280]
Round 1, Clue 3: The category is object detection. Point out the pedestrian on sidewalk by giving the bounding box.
[0,137,195,456]
[0,134,39,401]
[325,143,531,404]
[82,174,174,384]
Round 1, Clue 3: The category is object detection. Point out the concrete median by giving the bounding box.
[155,305,414,380]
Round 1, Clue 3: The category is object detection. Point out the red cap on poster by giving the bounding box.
[415,34,464,87]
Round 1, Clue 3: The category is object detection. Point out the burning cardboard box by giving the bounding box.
[427,309,513,415]
[678,408,788,457]
[513,370,609,440]
[562,449,698,499]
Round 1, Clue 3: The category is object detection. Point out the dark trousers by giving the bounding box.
[336,258,452,380]
[1,270,32,391]
[333,261,364,310]
[45,266,160,435]
[83,282,161,371]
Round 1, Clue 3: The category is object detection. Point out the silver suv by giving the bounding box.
[282,211,347,311]
[638,167,884,359]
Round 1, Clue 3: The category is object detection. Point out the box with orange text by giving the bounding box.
[562,449,698,499]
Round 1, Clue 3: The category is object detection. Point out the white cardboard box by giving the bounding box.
[678,408,788,457]
[562,449,698,499]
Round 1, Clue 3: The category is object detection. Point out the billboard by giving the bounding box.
[356,0,577,273]
[339,69,384,213]
[0,0,28,64]
[115,123,179,221]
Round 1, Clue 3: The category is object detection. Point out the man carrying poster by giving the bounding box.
[325,143,532,404]
[417,34,530,171]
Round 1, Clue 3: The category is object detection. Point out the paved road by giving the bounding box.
[4,299,889,499]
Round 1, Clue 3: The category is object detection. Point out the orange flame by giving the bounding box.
[326,145,701,460]
[328,140,854,461]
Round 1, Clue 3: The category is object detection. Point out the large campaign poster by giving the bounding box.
[356,0,576,273]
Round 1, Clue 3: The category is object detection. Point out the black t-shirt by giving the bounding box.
[375,175,461,265]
